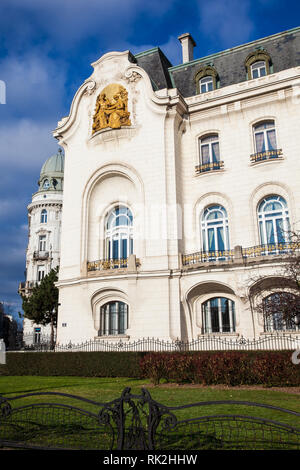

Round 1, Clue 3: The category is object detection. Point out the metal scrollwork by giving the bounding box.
[0,396,12,418]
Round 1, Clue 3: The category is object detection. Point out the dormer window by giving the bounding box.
[251,61,267,79]
[245,49,272,80]
[200,76,213,93]
[195,65,219,95]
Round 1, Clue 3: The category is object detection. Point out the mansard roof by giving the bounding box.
[134,26,300,98]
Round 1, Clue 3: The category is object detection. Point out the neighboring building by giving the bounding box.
[23,27,300,345]
[19,150,64,345]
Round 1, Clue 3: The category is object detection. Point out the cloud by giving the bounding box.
[198,0,254,49]
[0,118,58,170]
[0,51,68,121]
[0,0,176,51]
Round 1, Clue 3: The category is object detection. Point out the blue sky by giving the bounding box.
[0,0,299,321]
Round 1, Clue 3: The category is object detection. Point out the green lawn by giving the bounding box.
[0,377,299,450]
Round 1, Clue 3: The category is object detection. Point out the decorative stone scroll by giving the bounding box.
[92,83,131,133]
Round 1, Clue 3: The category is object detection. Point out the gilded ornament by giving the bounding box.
[92,84,131,133]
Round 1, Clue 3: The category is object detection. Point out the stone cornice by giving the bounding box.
[185,68,300,114]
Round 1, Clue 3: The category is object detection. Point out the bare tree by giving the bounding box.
[248,231,300,330]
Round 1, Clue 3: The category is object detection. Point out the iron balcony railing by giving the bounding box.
[33,250,49,260]
[183,242,300,267]
[87,258,128,271]
[242,241,300,258]
[182,249,234,266]
[250,148,282,163]
[195,160,224,174]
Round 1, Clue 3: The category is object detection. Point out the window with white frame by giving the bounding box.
[105,205,133,260]
[199,76,213,93]
[40,209,47,223]
[199,134,220,166]
[201,205,230,254]
[253,120,277,153]
[251,60,267,79]
[202,297,235,333]
[257,195,290,246]
[99,301,128,336]
[39,235,46,251]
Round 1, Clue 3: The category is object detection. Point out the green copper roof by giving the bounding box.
[40,149,64,177]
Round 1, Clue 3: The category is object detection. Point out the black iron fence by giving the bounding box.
[0,387,299,450]
[13,334,300,353]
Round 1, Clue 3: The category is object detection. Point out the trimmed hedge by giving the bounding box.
[0,352,145,378]
[1,350,299,387]
[140,351,300,386]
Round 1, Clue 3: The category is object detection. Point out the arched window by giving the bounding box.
[263,293,300,332]
[202,297,235,333]
[43,179,50,189]
[199,76,213,93]
[198,134,223,172]
[105,205,133,260]
[201,205,230,255]
[99,301,128,336]
[253,120,277,153]
[257,195,290,247]
[251,61,266,79]
[40,209,47,223]
[245,50,272,80]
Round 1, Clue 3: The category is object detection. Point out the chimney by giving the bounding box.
[178,33,196,63]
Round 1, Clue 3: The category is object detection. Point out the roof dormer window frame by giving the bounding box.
[195,65,219,95]
[245,49,272,80]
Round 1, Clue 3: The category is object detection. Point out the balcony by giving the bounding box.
[33,250,49,260]
[182,249,234,266]
[182,242,300,269]
[250,149,282,164]
[87,255,140,274]
[195,160,224,174]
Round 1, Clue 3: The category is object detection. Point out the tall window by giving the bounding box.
[99,301,128,336]
[37,266,45,282]
[199,76,213,93]
[264,293,299,332]
[202,297,235,333]
[251,61,266,79]
[253,120,277,153]
[258,196,290,246]
[39,235,46,251]
[105,205,133,260]
[40,209,47,223]
[201,205,230,254]
[199,134,220,167]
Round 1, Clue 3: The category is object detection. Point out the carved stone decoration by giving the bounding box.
[124,69,142,83]
[92,83,131,134]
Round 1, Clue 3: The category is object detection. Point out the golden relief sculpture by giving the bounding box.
[92,83,131,133]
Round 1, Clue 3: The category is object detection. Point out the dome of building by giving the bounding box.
[38,149,64,192]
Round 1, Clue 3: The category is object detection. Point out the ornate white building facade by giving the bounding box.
[19,151,64,344]
[24,27,300,345]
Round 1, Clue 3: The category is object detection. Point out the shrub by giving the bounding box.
[140,351,300,387]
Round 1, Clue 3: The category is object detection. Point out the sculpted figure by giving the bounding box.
[92,93,109,132]
[92,85,131,133]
